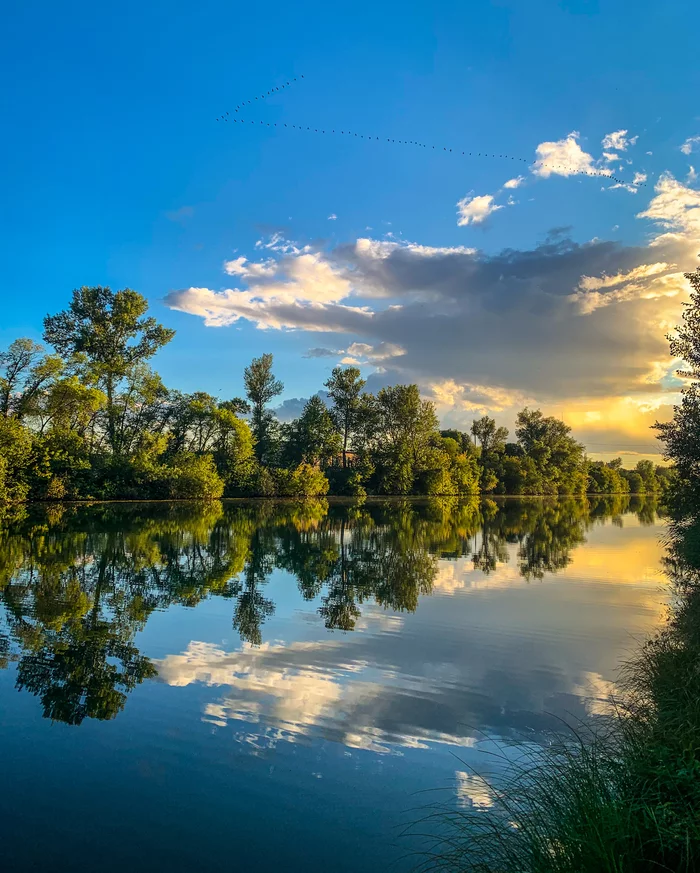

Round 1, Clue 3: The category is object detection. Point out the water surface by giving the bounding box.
[0,497,668,871]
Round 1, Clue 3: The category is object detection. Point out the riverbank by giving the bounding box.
[418,514,700,872]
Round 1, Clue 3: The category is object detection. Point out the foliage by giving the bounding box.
[160,452,225,499]
[283,395,341,467]
[274,462,330,497]
[324,366,366,468]
[43,286,175,456]
[244,352,283,464]
[655,268,700,504]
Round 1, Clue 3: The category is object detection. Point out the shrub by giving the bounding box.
[274,463,329,497]
[161,453,224,499]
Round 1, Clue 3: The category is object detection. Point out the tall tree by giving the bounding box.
[471,416,508,454]
[655,268,700,490]
[285,395,342,468]
[515,408,586,495]
[243,353,283,463]
[374,384,439,493]
[324,367,366,467]
[0,338,63,420]
[43,287,175,455]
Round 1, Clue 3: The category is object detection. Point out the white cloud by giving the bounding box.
[637,171,700,239]
[328,213,337,220]
[456,193,503,226]
[602,130,638,151]
[345,341,406,363]
[680,135,700,156]
[503,176,525,189]
[688,166,698,184]
[602,152,620,162]
[531,131,596,178]
[166,171,700,436]
[223,256,277,278]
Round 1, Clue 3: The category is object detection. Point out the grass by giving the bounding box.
[411,518,700,873]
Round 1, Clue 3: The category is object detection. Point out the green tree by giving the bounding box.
[285,395,341,467]
[0,416,33,503]
[243,353,283,464]
[43,287,175,455]
[654,268,700,496]
[274,462,330,497]
[373,385,440,494]
[161,453,225,499]
[634,459,659,493]
[515,408,586,494]
[471,416,508,454]
[0,338,63,420]
[324,367,366,468]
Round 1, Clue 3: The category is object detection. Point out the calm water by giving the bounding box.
[0,497,669,872]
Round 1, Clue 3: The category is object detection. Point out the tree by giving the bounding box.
[324,367,366,467]
[285,396,341,467]
[0,416,33,503]
[161,453,225,499]
[43,287,175,455]
[0,338,63,420]
[274,462,330,497]
[515,408,586,495]
[471,416,508,454]
[373,385,440,494]
[634,459,659,493]
[654,269,700,495]
[243,353,283,464]
[588,460,629,494]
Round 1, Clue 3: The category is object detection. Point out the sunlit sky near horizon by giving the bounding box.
[3,0,700,463]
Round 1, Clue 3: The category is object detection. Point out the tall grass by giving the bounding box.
[414,518,700,873]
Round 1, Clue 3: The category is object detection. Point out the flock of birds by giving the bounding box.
[215,75,643,188]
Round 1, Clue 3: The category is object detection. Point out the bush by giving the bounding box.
[274,463,329,497]
[161,453,224,499]
[0,417,32,503]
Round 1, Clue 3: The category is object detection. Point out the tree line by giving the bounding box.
[0,285,672,502]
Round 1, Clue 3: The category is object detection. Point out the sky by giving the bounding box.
[3,0,700,464]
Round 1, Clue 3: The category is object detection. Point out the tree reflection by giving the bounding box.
[0,494,665,723]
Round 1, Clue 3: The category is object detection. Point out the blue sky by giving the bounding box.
[3,0,700,460]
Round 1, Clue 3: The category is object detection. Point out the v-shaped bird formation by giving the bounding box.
[214,74,644,188]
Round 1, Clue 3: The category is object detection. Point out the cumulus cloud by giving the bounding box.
[680,135,700,156]
[531,131,596,178]
[328,213,337,220]
[637,171,700,239]
[456,193,504,225]
[688,166,698,184]
[503,176,525,189]
[165,174,700,450]
[602,130,638,151]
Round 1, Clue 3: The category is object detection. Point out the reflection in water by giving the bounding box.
[0,495,663,726]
